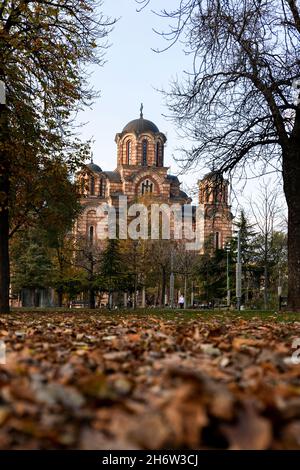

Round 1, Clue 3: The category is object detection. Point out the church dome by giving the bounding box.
[122,105,159,134]
[202,171,224,181]
[86,162,102,173]
[122,118,159,134]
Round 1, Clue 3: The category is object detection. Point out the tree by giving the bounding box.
[233,210,257,265]
[11,228,53,306]
[249,181,282,308]
[174,243,200,308]
[120,238,150,308]
[38,162,82,307]
[232,209,258,306]
[253,230,288,308]
[101,239,126,309]
[51,235,82,308]
[138,0,300,310]
[196,248,228,305]
[74,235,103,309]
[0,1,114,313]
[266,231,288,305]
[148,239,173,307]
[10,162,83,307]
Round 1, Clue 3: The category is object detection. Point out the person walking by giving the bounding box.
[178,295,185,309]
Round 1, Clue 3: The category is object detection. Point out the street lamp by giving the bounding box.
[225,243,231,308]
[0,81,6,105]
[170,248,175,308]
[278,268,282,310]
[236,229,242,311]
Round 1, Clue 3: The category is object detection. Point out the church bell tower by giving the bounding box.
[198,172,233,251]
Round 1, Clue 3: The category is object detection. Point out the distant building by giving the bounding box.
[198,172,233,251]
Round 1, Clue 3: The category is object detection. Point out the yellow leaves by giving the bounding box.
[47,7,58,18]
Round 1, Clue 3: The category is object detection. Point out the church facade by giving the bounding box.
[75,109,233,250]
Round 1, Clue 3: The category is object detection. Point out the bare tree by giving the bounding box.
[174,243,199,308]
[137,0,300,310]
[249,181,282,309]
[73,235,103,309]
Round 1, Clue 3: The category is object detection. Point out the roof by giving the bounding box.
[86,162,102,173]
[202,171,224,181]
[103,171,122,183]
[122,117,159,134]
[166,174,180,184]
[179,189,190,199]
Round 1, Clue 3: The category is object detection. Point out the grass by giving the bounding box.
[8,306,300,322]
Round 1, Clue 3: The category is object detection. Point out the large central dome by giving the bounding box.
[122,105,159,134]
[122,117,159,134]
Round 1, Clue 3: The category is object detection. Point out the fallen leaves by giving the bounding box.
[222,402,272,450]
[0,311,300,449]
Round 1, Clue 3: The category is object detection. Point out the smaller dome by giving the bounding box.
[86,162,102,173]
[202,171,224,181]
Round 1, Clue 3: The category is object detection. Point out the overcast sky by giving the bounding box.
[76,0,286,220]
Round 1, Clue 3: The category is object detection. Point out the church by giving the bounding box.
[18,109,233,308]
[76,107,233,251]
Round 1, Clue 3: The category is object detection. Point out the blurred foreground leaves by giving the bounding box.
[0,311,300,449]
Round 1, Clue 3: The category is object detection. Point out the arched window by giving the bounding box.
[99,178,105,197]
[205,187,210,202]
[81,177,85,195]
[87,210,96,218]
[156,142,160,167]
[142,139,148,166]
[156,141,164,167]
[90,175,95,196]
[126,140,131,164]
[89,226,94,244]
[215,232,220,250]
[141,179,153,195]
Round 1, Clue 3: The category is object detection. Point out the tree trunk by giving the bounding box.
[286,203,300,310]
[57,290,63,308]
[0,202,10,313]
[245,273,249,305]
[263,263,268,310]
[88,254,95,309]
[141,286,146,308]
[89,288,95,309]
[263,231,268,310]
[133,274,137,309]
[184,273,187,309]
[283,136,300,311]
[161,267,166,307]
[0,102,10,314]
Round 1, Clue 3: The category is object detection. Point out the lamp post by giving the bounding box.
[278,268,282,310]
[170,248,175,308]
[236,229,242,310]
[226,244,231,308]
[0,81,5,105]
[0,80,11,314]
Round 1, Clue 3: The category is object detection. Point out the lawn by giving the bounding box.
[0,309,300,449]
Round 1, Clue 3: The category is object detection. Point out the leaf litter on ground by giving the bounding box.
[0,311,300,449]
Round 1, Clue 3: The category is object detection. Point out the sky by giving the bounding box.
[76,0,286,220]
